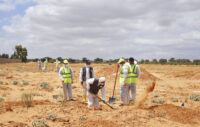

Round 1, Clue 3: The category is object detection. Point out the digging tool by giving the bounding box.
[89,92,118,110]
[109,66,119,104]
[81,84,118,110]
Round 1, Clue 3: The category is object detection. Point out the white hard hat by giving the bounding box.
[99,77,106,83]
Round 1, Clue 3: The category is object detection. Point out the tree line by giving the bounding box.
[1,45,200,65]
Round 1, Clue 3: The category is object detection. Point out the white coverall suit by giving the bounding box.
[120,64,129,105]
[128,63,141,101]
[79,65,95,98]
[59,65,74,100]
[86,78,106,109]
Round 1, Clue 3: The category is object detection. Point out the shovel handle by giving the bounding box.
[81,83,115,109]
[112,66,119,97]
[91,92,114,109]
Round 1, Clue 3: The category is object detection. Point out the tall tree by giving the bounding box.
[11,45,28,62]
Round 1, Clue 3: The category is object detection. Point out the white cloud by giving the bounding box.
[1,0,200,60]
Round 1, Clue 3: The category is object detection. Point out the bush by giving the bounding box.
[21,93,33,107]
[32,118,49,127]
[48,113,57,121]
[149,114,155,118]
[0,81,3,85]
[23,80,29,85]
[32,93,43,96]
[172,98,179,102]
[190,95,200,101]
[40,82,50,89]
[0,98,4,103]
[13,80,19,85]
[0,73,6,76]
[152,98,165,104]
[153,94,159,98]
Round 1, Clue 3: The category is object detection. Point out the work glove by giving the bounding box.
[102,100,106,104]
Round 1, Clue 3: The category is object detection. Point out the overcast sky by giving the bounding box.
[0,0,200,60]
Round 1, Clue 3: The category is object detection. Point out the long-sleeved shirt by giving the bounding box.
[86,78,106,100]
[59,65,74,81]
[120,63,129,84]
[79,65,95,82]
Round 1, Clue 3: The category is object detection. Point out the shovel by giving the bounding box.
[109,66,119,104]
[81,84,118,110]
[90,92,118,110]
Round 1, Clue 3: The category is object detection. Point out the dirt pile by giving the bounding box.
[149,104,200,124]
[135,81,156,108]
[0,58,21,64]
[140,68,159,81]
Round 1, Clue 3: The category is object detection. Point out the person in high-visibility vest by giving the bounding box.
[43,58,48,71]
[128,57,140,102]
[38,59,42,70]
[55,59,60,72]
[118,58,130,106]
[59,59,74,101]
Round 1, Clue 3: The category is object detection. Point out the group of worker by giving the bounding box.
[37,57,140,110]
[37,58,49,71]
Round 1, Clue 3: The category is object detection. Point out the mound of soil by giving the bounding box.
[0,58,21,64]
[149,104,200,124]
[174,70,200,79]
[78,120,120,127]
[140,68,159,81]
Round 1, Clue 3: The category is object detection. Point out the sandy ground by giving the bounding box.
[0,63,200,127]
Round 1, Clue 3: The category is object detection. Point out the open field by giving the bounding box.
[0,63,200,127]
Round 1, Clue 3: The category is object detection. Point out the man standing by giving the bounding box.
[43,58,48,71]
[59,59,74,101]
[128,57,140,102]
[86,77,106,110]
[55,59,60,72]
[38,59,42,70]
[118,58,130,106]
[79,60,95,101]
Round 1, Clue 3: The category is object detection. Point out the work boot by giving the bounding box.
[82,94,87,102]
[94,108,99,111]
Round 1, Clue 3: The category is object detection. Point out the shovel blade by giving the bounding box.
[109,97,116,104]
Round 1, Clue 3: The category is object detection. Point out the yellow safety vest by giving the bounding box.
[62,66,72,84]
[128,64,138,83]
[44,60,48,66]
[120,64,131,84]
[56,60,60,68]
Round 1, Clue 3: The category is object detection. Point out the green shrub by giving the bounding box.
[0,73,6,76]
[0,81,3,85]
[48,113,57,121]
[23,80,29,85]
[32,93,43,96]
[159,113,166,117]
[190,95,200,101]
[149,114,155,118]
[13,80,19,85]
[40,82,49,89]
[0,98,4,103]
[152,98,165,104]
[172,98,179,102]
[32,118,48,127]
[153,94,159,98]
[79,116,86,120]
[72,85,77,89]
[21,93,33,107]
